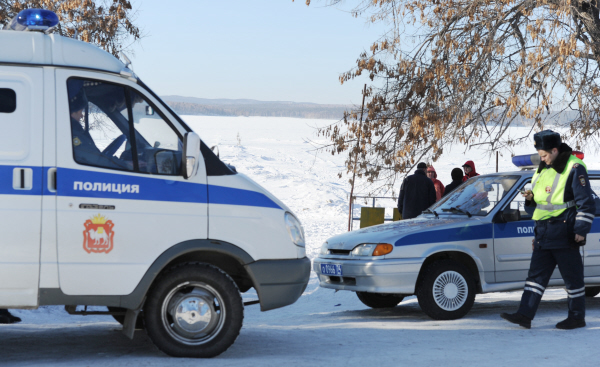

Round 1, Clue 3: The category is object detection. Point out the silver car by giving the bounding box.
[315,164,600,320]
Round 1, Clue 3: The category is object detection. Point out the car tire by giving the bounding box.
[356,292,404,308]
[416,259,476,320]
[585,286,600,298]
[144,262,243,358]
[107,306,145,329]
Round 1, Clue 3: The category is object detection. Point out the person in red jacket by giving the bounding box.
[426,165,445,201]
[462,160,480,182]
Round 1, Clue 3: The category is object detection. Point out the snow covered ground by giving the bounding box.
[3,116,600,366]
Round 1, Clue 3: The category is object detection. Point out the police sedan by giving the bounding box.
[314,153,600,320]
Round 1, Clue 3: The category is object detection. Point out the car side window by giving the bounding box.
[509,182,533,220]
[67,79,134,171]
[589,178,600,216]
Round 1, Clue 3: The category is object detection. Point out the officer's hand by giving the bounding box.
[575,234,585,242]
[531,239,534,251]
[522,190,533,201]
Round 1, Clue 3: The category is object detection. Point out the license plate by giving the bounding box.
[321,263,343,276]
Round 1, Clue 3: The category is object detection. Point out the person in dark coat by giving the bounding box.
[397,162,437,219]
[462,160,480,181]
[501,130,595,330]
[443,168,464,197]
[0,309,21,324]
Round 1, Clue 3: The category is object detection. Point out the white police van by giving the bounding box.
[0,9,309,357]
[315,152,600,320]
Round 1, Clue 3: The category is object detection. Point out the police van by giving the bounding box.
[0,9,310,358]
[315,152,600,320]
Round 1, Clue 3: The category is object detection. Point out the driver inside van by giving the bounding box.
[69,82,131,170]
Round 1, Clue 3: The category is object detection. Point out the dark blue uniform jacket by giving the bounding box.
[526,144,596,249]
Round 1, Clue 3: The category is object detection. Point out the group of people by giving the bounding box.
[397,160,479,220]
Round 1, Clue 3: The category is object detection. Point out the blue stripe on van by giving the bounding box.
[1,165,282,209]
[395,223,493,247]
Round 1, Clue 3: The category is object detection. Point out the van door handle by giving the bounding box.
[47,167,57,193]
[12,168,32,190]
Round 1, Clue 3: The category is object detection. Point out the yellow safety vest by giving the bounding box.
[531,155,585,221]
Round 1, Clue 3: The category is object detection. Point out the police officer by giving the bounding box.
[501,130,595,329]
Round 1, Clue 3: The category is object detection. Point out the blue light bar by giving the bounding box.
[9,9,59,32]
[512,153,540,169]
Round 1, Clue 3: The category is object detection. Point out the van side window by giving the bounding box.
[128,89,182,175]
[67,78,182,175]
[0,89,16,113]
[67,79,135,171]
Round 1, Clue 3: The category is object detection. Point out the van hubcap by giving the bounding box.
[433,271,468,311]
[162,282,226,345]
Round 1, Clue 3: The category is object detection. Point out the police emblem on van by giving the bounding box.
[83,214,114,253]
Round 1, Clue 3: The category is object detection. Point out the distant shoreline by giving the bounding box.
[161,95,349,120]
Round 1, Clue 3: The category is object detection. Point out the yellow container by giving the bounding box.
[360,207,385,228]
[393,208,402,221]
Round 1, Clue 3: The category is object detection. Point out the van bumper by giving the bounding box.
[313,257,424,294]
[245,256,311,311]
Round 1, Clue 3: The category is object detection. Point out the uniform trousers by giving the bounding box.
[517,247,585,320]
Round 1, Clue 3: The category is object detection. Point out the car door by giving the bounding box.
[55,70,208,295]
[584,175,600,278]
[493,181,537,282]
[0,66,44,306]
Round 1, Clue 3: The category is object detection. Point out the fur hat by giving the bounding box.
[533,130,561,151]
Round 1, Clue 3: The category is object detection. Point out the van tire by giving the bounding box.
[144,263,243,358]
[356,292,404,308]
[585,287,600,298]
[416,259,476,320]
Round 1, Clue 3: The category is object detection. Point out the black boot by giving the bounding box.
[556,318,586,330]
[500,312,531,329]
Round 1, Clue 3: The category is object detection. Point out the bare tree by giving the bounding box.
[306,0,600,194]
[0,0,141,56]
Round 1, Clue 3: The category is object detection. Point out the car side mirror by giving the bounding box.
[183,132,201,179]
[501,208,521,222]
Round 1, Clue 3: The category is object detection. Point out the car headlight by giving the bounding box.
[351,243,393,257]
[320,242,329,255]
[285,212,305,247]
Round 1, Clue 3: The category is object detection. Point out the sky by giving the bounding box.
[127,0,387,105]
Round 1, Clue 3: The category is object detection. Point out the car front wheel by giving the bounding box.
[144,263,243,358]
[416,259,476,320]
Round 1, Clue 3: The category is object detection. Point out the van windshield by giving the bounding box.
[430,175,520,216]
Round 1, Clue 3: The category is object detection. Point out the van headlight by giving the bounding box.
[285,213,305,247]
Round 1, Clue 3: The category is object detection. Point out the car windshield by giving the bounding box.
[430,175,520,216]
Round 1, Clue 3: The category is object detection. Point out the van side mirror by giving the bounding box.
[501,208,521,222]
[183,132,201,179]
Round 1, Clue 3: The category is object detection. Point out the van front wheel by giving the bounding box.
[416,260,476,320]
[144,263,243,358]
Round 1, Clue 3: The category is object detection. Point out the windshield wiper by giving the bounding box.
[442,207,472,218]
[422,209,439,219]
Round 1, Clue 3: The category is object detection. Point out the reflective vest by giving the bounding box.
[531,155,585,221]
